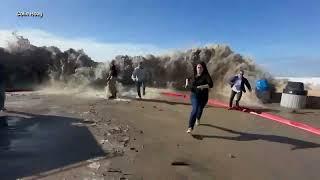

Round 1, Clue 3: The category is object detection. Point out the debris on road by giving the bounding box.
[88,162,101,170]
[119,136,130,147]
[100,139,109,144]
[71,122,85,127]
[108,168,122,173]
[171,161,190,166]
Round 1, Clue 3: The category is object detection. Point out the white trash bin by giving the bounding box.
[280,93,307,109]
[280,81,308,109]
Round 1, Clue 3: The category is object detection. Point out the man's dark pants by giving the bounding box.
[136,81,145,98]
[229,90,242,107]
[0,83,5,110]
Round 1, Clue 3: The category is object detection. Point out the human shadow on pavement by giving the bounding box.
[138,98,191,106]
[120,95,192,106]
[0,111,106,180]
[192,124,320,150]
[248,108,280,113]
[134,98,215,108]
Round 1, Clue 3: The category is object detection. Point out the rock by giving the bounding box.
[100,139,109,144]
[88,162,100,170]
[108,168,122,173]
[112,148,124,156]
[139,130,144,134]
[228,153,236,158]
[113,127,121,131]
[130,147,136,150]
[171,161,190,166]
[122,137,130,142]
[89,123,97,127]
[71,122,85,127]
[109,127,122,134]
[119,137,130,146]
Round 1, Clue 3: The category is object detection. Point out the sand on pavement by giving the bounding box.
[1,90,320,180]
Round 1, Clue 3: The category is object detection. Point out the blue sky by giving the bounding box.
[0,0,319,76]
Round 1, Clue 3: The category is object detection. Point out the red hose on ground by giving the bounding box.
[161,91,320,136]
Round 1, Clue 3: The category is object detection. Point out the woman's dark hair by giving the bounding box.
[193,61,210,77]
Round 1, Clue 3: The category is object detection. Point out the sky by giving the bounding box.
[0,0,319,76]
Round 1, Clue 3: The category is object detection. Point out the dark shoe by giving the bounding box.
[227,107,233,110]
[108,96,116,99]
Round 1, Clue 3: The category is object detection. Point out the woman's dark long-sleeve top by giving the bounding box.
[189,74,213,97]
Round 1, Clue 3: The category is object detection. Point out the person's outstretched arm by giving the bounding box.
[245,78,252,92]
[185,77,190,88]
[185,76,193,89]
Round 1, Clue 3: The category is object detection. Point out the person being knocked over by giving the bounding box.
[228,69,252,110]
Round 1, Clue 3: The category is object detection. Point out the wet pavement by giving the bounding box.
[0,111,106,180]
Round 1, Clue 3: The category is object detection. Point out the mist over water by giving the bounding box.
[0,32,284,104]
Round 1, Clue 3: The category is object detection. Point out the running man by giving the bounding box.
[228,70,252,109]
[131,62,147,99]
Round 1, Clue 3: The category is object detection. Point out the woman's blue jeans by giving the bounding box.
[189,93,208,129]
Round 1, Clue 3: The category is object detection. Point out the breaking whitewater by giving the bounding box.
[2,32,318,104]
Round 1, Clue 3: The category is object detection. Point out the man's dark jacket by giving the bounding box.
[229,75,252,93]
